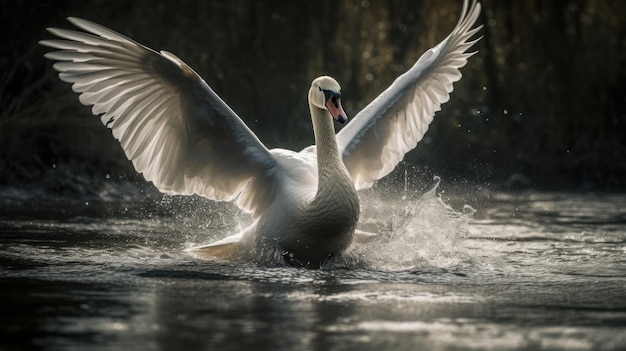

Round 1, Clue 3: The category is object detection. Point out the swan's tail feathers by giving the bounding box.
[187,241,243,261]
[186,233,245,262]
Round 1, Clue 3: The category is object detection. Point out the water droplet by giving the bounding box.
[85,202,89,206]
[482,86,487,91]
[503,109,509,115]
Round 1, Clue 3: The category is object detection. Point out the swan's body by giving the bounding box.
[40,0,482,267]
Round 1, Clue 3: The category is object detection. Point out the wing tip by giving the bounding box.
[67,17,93,29]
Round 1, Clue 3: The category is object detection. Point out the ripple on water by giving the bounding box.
[1,185,625,351]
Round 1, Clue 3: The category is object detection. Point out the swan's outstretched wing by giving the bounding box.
[337,0,482,189]
[40,18,277,212]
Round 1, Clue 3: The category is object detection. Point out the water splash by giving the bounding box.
[177,176,475,271]
[346,177,475,271]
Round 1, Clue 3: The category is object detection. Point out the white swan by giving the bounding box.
[40,0,482,267]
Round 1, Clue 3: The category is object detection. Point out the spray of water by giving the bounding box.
[344,177,475,271]
[177,175,475,271]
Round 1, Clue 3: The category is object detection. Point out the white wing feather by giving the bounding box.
[40,17,278,213]
[40,1,482,214]
[337,0,483,189]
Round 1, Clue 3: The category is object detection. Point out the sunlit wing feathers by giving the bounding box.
[337,0,482,189]
[40,17,278,213]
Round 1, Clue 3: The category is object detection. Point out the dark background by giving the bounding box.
[1,0,625,196]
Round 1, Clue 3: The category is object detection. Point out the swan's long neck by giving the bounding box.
[310,105,351,192]
[306,103,359,251]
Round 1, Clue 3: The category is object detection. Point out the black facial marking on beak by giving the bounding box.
[321,89,341,104]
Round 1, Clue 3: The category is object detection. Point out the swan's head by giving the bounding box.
[309,76,348,124]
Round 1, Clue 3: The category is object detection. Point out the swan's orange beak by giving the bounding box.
[326,96,348,124]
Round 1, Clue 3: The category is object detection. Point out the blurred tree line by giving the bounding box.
[1,0,624,193]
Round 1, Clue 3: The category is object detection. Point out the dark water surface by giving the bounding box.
[1,187,625,350]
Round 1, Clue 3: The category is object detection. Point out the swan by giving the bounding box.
[40,0,482,267]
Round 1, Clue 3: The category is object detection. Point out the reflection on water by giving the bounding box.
[1,185,625,350]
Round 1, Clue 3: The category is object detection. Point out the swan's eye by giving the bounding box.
[331,96,339,108]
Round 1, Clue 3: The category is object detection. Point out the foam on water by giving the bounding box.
[345,177,475,271]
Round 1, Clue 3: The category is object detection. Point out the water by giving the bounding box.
[1,182,625,351]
